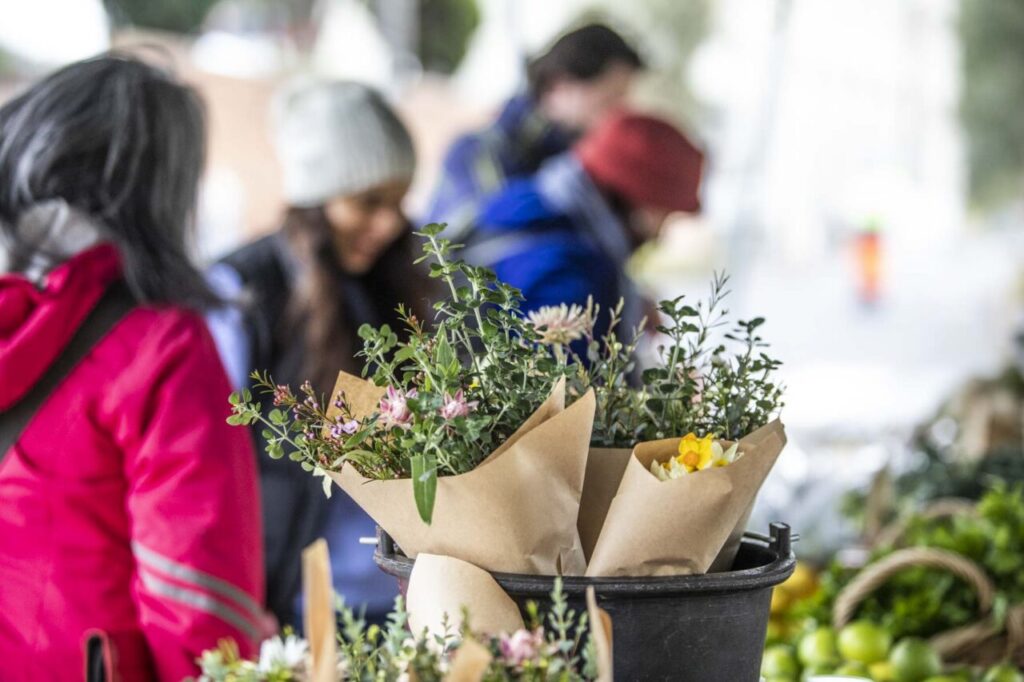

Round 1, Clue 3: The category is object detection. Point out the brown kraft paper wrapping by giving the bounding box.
[407,553,525,638]
[577,448,753,571]
[444,638,493,681]
[586,587,614,682]
[584,420,787,577]
[302,539,338,682]
[326,372,595,576]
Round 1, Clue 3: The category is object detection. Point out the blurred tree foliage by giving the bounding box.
[959,0,1024,209]
[104,0,220,33]
[418,0,479,74]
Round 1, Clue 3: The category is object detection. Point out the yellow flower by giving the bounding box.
[649,434,744,481]
[676,433,715,472]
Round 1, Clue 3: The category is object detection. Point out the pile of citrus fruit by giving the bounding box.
[762,619,1023,682]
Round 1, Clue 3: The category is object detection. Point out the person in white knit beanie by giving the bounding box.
[273,80,416,211]
[207,79,430,630]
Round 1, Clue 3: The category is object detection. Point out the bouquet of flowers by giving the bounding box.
[230,226,594,575]
[561,275,788,577]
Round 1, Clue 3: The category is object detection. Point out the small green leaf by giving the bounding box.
[434,336,456,374]
[393,346,417,364]
[410,453,437,524]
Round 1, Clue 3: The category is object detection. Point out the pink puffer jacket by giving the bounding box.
[0,245,265,681]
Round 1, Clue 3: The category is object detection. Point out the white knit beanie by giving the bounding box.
[272,79,416,208]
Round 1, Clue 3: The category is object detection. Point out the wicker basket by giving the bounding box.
[833,501,1024,668]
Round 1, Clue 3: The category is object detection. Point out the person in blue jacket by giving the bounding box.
[466,111,705,352]
[426,23,643,241]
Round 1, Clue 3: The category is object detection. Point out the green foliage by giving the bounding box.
[197,581,597,681]
[803,485,1024,640]
[419,0,480,74]
[104,0,219,33]
[574,273,785,445]
[959,0,1024,209]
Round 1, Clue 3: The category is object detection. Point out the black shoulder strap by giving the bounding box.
[0,280,136,457]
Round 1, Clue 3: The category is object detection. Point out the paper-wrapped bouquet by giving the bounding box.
[565,274,787,577]
[230,226,594,575]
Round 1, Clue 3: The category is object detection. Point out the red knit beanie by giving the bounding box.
[575,110,704,213]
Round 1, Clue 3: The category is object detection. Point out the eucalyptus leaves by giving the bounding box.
[570,273,784,447]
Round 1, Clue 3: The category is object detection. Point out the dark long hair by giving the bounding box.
[0,53,217,309]
[527,23,644,97]
[281,207,432,394]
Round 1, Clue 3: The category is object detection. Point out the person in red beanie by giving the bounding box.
[466,110,704,350]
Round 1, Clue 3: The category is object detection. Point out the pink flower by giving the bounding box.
[439,389,478,420]
[378,387,417,430]
[273,385,291,406]
[499,628,544,668]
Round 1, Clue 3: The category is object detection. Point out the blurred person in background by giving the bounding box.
[426,22,644,240]
[469,111,704,352]
[0,55,264,681]
[207,80,431,630]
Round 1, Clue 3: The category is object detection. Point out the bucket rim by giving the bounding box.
[374,524,796,595]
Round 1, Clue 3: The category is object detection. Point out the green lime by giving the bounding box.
[763,644,800,679]
[799,627,840,667]
[870,661,895,682]
[801,665,833,681]
[838,621,893,664]
[921,677,965,682]
[982,664,1024,682]
[835,661,872,677]
[889,638,942,682]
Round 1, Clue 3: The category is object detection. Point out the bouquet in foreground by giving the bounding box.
[230,225,594,575]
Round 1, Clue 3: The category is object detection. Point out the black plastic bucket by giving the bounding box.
[375,522,795,682]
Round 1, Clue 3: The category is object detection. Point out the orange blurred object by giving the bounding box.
[854,219,883,305]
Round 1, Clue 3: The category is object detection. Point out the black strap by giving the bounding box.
[0,280,136,457]
[83,631,116,682]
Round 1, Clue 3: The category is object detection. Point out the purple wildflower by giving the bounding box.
[329,416,360,440]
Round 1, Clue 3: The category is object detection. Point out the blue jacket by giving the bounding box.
[425,95,573,239]
[470,155,638,355]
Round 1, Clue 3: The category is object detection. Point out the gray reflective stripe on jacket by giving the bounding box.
[133,541,262,639]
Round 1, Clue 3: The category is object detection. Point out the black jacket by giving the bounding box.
[220,233,403,626]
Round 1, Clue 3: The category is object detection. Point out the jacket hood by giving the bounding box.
[0,244,121,410]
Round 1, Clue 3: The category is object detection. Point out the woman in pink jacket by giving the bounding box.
[0,55,265,680]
